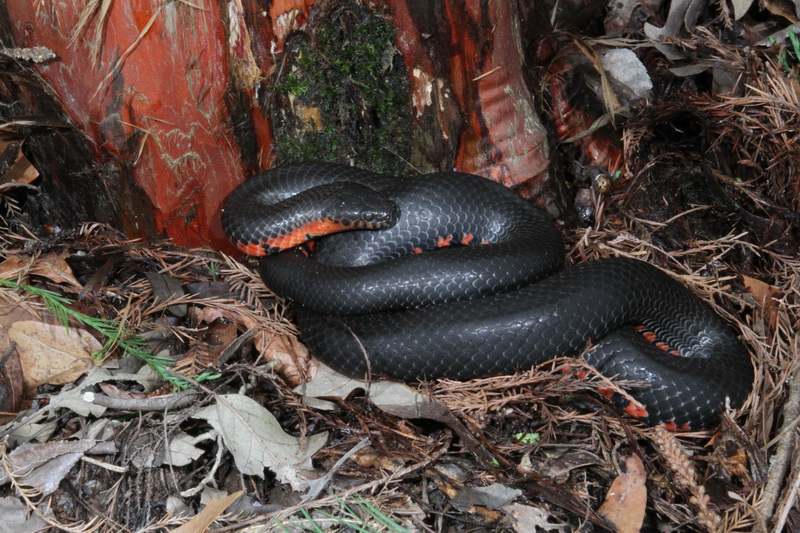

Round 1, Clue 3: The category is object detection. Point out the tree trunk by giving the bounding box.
[1,0,563,254]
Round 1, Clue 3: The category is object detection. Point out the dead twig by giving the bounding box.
[757,367,800,532]
[84,390,204,411]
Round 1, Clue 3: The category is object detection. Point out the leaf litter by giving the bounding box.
[0,215,785,532]
[1,6,800,533]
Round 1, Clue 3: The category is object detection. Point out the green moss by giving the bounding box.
[283,73,310,97]
[278,130,342,164]
[269,3,412,175]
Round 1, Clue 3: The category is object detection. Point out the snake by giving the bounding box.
[221,163,752,430]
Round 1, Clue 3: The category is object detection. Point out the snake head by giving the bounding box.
[329,182,398,230]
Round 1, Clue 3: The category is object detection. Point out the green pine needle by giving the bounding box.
[0,278,212,389]
[275,494,410,532]
[789,28,800,62]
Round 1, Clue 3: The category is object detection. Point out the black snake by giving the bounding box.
[222,163,753,430]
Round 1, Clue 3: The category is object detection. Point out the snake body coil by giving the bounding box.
[222,163,753,430]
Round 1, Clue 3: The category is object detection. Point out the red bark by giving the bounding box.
[4,1,556,253]
[445,2,550,188]
[546,47,623,175]
[6,1,283,251]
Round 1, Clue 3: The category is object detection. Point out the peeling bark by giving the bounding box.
[1,0,561,253]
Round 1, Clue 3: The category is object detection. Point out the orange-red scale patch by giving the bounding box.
[437,235,454,247]
[655,342,680,355]
[558,365,589,379]
[663,420,691,432]
[413,234,481,253]
[624,401,649,419]
[277,219,348,248]
[237,242,268,256]
[238,218,351,257]
[596,387,614,400]
[634,325,680,355]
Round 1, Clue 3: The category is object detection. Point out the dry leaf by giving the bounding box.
[176,321,238,373]
[0,301,39,325]
[0,303,34,419]
[31,253,83,289]
[0,496,49,531]
[524,449,603,482]
[144,272,186,317]
[8,321,99,389]
[295,365,444,421]
[293,362,358,398]
[0,496,53,533]
[259,333,313,383]
[763,0,797,21]
[3,367,158,445]
[166,490,244,533]
[159,432,206,467]
[502,503,569,532]
[452,483,522,511]
[598,455,647,533]
[0,439,117,495]
[0,255,33,281]
[731,0,756,19]
[350,447,406,471]
[193,394,327,489]
[201,306,312,383]
[742,275,783,332]
[0,346,25,421]
[0,253,81,289]
[294,365,495,463]
[0,138,39,184]
[97,382,148,400]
